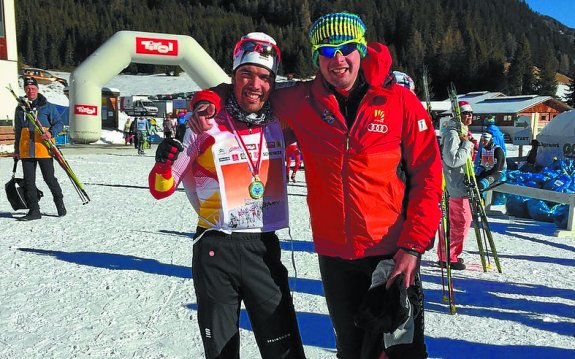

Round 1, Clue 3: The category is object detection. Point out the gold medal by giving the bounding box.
[248,175,265,199]
[225,114,267,200]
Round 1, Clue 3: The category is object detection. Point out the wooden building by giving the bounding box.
[437,91,573,144]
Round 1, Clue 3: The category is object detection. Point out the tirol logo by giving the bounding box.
[74,104,98,116]
[136,37,178,56]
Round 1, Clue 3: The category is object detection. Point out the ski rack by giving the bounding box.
[7,85,90,205]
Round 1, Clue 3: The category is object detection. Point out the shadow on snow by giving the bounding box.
[16,247,574,355]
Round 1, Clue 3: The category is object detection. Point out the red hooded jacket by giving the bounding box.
[190,43,442,259]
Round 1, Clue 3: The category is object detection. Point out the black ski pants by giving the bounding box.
[21,158,63,211]
[192,228,305,359]
[318,254,427,359]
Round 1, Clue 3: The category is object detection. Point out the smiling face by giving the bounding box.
[232,65,274,113]
[318,49,361,92]
[24,84,39,101]
[462,112,473,126]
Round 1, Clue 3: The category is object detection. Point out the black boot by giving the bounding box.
[55,198,67,217]
[18,209,42,221]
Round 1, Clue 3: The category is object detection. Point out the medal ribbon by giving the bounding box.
[225,112,265,179]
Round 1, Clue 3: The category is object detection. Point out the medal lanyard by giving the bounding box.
[225,113,265,178]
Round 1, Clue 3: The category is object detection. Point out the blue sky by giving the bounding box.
[525,0,575,28]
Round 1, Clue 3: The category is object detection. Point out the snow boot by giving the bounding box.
[437,260,466,270]
[18,209,42,221]
[450,261,466,270]
[55,198,67,217]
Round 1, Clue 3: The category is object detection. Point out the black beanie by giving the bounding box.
[23,77,38,87]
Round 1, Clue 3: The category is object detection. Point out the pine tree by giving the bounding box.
[536,48,558,97]
[507,34,534,95]
[565,73,575,107]
[12,0,575,82]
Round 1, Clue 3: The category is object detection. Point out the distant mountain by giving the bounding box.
[540,15,575,35]
[14,0,575,98]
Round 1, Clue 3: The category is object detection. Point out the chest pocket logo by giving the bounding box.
[322,110,335,124]
[368,109,388,134]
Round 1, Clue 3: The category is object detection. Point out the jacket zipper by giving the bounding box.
[342,95,354,249]
[341,93,369,253]
[342,132,351,247]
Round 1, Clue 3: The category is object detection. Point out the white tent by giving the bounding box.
[536,110,575,166]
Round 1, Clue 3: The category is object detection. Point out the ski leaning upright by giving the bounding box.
[447,83,501,273]
[423,67,456,314]
[7,85,90,205]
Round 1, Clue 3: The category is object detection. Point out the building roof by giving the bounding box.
[441,91,572,115]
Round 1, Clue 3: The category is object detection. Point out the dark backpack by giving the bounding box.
[4,159,43,211]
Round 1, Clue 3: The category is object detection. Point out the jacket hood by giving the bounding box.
[361,42,393,87]
[486,124,504,136]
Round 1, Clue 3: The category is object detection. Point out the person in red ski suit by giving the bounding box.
[285,141,301,182]
[188,12,442,359]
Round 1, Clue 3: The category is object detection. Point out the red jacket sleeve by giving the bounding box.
[397,89,443,253]
[189,83,230,113]
[148,163,176,199]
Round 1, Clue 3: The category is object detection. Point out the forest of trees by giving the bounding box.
[15,0,575,99]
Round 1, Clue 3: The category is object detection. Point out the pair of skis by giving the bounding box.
[447,83,501,273]
[7,85,90,204]
[423,68,456,314]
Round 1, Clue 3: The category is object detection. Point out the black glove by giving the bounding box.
[155,137,184,165]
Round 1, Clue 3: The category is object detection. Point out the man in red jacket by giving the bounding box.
[189,12,442,359]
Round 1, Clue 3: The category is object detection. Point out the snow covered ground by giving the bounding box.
[1,75,574,359]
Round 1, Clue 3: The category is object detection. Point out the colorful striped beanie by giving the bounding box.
[308,12,367,66]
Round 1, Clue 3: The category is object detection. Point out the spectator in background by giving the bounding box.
[162,116,173,138]
[475,114,506,166]
[130,117,138,149]
[475,132,506,191]
[393,70,415,93]
[439,100,475,270]
[135,116,150,155]
[13,77,67,221]
[520,139,540,172]
[170,113,178,130]
[526,139,539,164]
[285,141,302,182]
[124,117,133,145]
[148,117,157,137]
[177,110,187,126]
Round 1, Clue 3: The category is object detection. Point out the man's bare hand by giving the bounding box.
[41,131,52,141]
[188,102,216,134]
[386,249,421,289]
